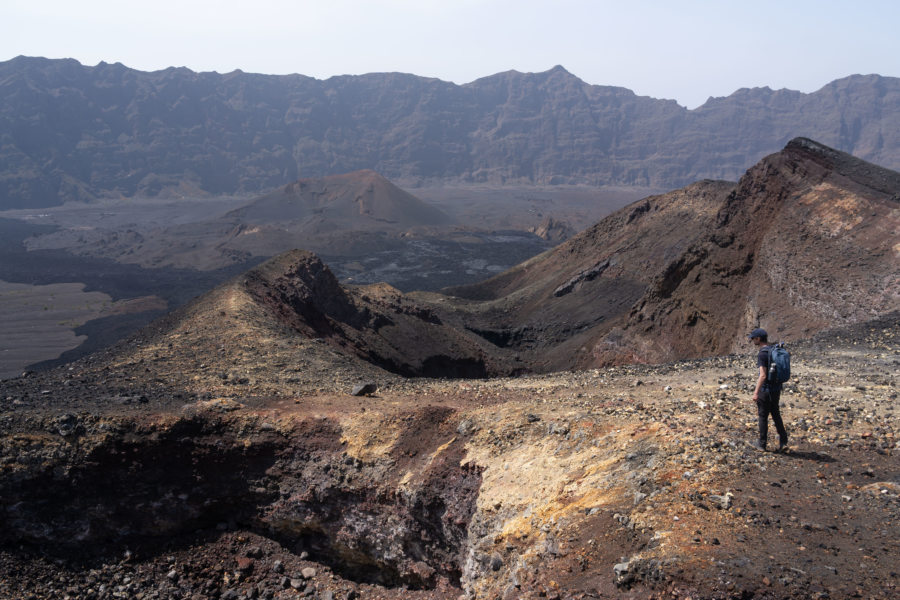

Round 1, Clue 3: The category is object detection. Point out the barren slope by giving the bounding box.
[27,248,523,407]
[0,138,898,600]
[226,170,453,232]
[438,179,735,371]
[440,138,900,369]
[1,314,897,599]
[614,137,900,364]
[22,171,456,271]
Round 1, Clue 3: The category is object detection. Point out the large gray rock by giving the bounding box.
[351,382,377,396]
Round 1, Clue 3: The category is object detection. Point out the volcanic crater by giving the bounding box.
[1,139,899,600]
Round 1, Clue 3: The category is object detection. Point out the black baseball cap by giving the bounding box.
[747,328,767,340]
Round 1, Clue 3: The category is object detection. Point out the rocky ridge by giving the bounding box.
[442,138,900,368]
[4,248,520,409]
[0,138,898,598]
[2,57,899,208]
[8,140,895,385]
[1,313,898,599]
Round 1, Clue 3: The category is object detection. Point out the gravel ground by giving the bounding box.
[1,313,897,599]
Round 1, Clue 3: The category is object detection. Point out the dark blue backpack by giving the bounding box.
[767,342,791,384]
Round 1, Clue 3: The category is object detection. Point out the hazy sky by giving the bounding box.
[3,0,898,108]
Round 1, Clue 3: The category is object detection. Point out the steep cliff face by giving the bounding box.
[0,406,481,590]
[441,139,900,368]
[606,137,900,364]
[2,56,899,207]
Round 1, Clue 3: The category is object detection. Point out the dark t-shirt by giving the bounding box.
[757,345,782,391]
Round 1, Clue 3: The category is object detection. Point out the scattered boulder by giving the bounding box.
[54,414,79,437]
[350,382,377,396]
[709,492,734,510]
[613,557,667,588]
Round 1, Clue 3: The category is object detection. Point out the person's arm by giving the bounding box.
[753,365,766,401]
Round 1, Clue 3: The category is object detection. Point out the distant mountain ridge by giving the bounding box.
[1,56,899,208]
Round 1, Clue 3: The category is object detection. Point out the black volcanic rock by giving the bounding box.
[105,249,521,383]
[2,56,900,207]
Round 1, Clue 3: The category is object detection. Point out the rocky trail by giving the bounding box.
[1,313,897,599]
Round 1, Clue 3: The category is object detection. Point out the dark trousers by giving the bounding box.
[756,385,787,446]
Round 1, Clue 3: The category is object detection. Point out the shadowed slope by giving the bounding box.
[435,179,734,370]
[439,138,900,368]
[85,250,521,396]
[607,137,900,364]
[50,139,899,384]
[240,250,515,378]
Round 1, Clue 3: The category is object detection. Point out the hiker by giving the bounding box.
[748,328,788,451]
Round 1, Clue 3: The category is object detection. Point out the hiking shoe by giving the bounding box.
[778,436,789,452]
[750,440,766,452]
